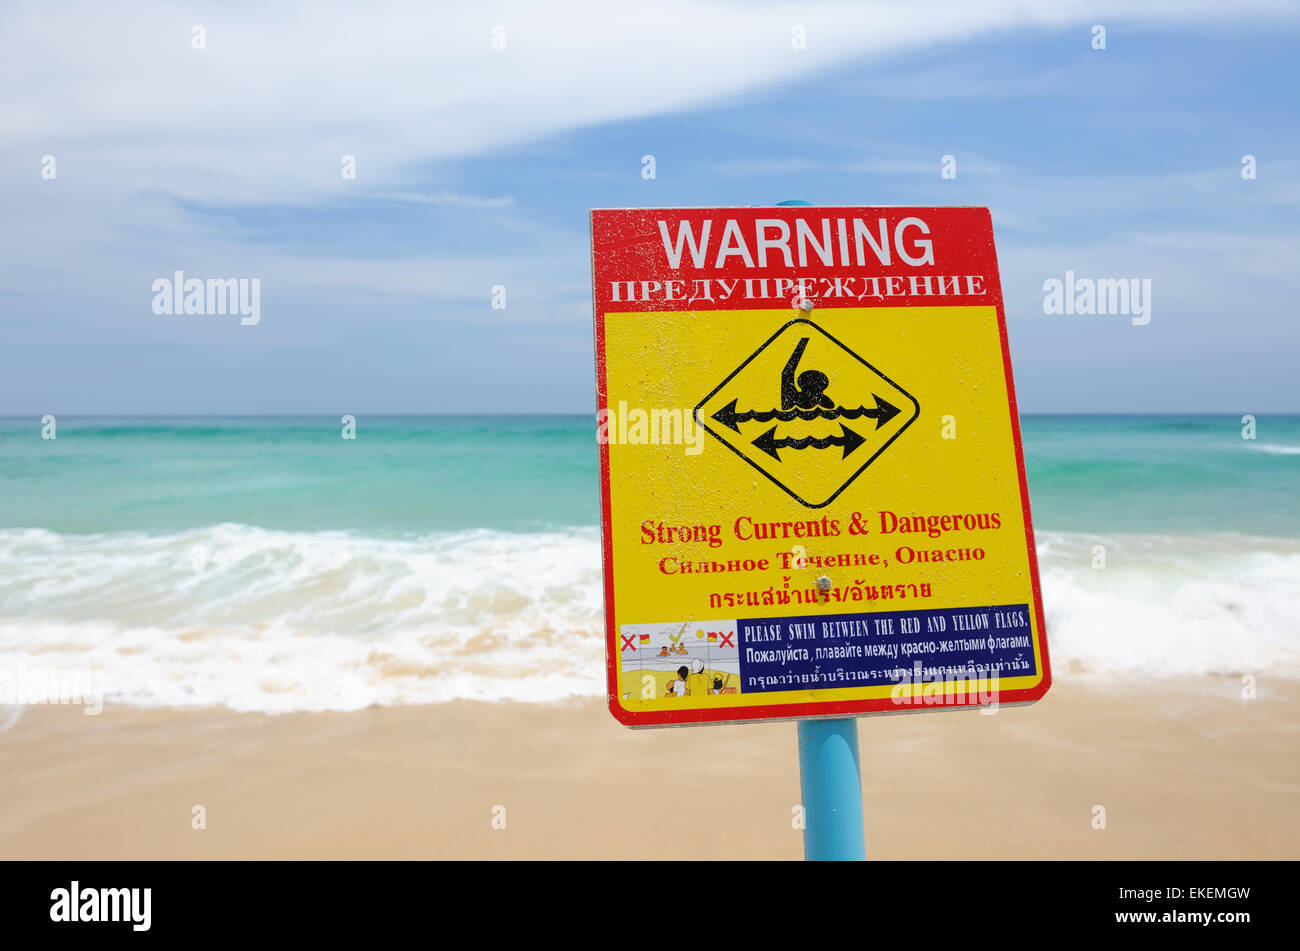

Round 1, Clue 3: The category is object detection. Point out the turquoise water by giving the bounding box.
[2,414,1297,710]
[1021,415,1300,537]
[0,414,1296,537]
[0,416,597,535]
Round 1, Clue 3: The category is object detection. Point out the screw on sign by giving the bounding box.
[590,203,1049,859]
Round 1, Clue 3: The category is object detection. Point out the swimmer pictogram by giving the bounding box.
[695,319,920,508]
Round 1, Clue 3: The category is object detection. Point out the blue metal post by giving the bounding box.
[797,718,866,860]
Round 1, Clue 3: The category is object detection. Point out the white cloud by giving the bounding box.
[715,153,1007,178]
[373,190,515,209]
[2,0,1296,204]
[2,0,1297,415]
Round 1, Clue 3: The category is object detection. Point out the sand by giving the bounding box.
[1,678,1296,860]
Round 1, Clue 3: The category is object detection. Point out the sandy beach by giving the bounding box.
[2,677,1295,860]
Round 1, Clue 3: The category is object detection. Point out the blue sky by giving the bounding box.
[1,1,1297,414]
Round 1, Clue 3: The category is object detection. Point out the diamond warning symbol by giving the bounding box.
[695,319,920,508]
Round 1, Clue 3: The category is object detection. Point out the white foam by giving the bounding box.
[1,525,1297,712]
[0,524,606,712]
[1035,530,1300,680]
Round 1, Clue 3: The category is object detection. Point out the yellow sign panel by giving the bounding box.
[592,206,1050,728]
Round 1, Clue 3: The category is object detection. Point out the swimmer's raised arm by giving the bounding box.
[781,337,811,410]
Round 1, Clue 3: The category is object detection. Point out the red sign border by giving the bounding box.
[591,205,1051,728]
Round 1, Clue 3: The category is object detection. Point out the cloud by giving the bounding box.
[3,0,1296,205]
[2,1,1297,413]
[372,191,515,209]
[714,154,1007,179]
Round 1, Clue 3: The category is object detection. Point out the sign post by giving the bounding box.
[590,201,1050,860]
[798,717,865,860]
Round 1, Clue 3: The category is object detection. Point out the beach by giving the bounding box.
[3,0,1299,881]
[1,415,1298,859]
[3,677,1295,860]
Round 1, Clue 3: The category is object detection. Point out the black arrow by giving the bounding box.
[864,393,901,429]
[712,394,900,432]
[752,424,866,462]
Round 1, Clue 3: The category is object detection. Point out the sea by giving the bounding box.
[1,414,1297,713]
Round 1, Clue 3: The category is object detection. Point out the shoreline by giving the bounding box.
[2,677,1296,860]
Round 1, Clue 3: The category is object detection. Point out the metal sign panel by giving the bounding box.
[592,206,1050,727]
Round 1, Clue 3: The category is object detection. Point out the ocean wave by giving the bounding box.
[0,524,606,712]
[1,525,1297,712]
[1034,530,1300,680]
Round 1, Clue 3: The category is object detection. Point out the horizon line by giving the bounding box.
[1,411,1294,419]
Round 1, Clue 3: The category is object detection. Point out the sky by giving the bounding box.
[1,0,1298,414]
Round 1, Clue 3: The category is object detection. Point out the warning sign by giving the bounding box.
[697,318,919,508]
[591,206,1050,727]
